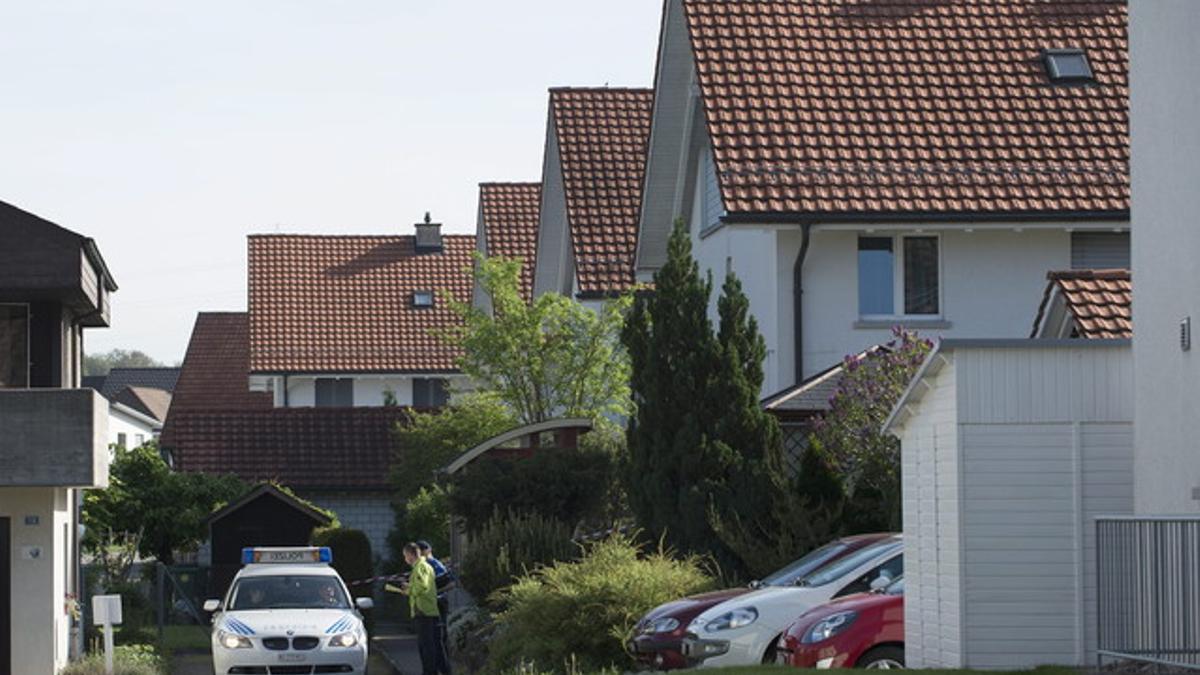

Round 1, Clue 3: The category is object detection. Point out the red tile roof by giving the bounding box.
[682,0,1129,216]
[162,312,410,490]
[550,88,654,296]
[165,313,273,418]
[479,183,541,300]
[1033,269,1131,339]
[168,407,409,490]
[247,234,474,373]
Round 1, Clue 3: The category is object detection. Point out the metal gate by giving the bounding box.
[1097,516,1200,669]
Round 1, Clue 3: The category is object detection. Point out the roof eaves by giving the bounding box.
[724,209,1131,226]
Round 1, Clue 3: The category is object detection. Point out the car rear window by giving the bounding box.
[798,539,902,588]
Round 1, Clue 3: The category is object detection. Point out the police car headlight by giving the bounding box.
[218,630,252,649]
[329,632,359,648]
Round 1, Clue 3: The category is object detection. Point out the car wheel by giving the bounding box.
[858,645,904,669]
[761,635,781,664]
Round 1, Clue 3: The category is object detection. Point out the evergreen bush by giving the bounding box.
[486,534,715,673]
[310,527,374,595]
[460,510,575,602]
[449,445,616,534]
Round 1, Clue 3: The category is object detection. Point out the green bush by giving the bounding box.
[387,483,451,568]
[461,510,576,603]
[60,644,166,675]
[310,527,373,596]
[450,444,617,533]
[486,534,715,673]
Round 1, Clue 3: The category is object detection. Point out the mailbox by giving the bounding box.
[92,594,123,626]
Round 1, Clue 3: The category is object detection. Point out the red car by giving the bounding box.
[776,576,904,669]
[629,533,893,670]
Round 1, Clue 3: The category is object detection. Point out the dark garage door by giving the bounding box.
[1,516,10,675]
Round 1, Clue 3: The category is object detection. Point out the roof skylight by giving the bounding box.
[1044,48,1094,84]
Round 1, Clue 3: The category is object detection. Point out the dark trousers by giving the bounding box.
[415,615,452,675]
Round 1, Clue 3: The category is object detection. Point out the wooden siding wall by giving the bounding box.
[900,345,1132,668]
[901,358,962,667]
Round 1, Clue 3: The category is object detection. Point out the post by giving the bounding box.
[92,594,123,675]
[102,623,114,675]
[156,563,165,643]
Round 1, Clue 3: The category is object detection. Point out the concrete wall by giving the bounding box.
[0,389,109,488]
[0,487,74,675]
[894,342,1133,668]
[1130,0,1200,515]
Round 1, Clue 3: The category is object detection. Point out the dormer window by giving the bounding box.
[412,290,435,308]
[1044,48,1094,84]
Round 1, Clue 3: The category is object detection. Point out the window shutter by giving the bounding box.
[1071,232,1130,270]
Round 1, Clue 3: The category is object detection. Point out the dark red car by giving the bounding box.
[776,576,904,669]
[629,533,893,670]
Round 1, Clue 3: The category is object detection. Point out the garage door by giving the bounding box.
[1,517,9,675]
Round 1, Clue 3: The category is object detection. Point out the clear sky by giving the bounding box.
[0,1,662,364]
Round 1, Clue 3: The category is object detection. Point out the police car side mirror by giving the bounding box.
[203,599,221,613]
[355,597,375,611]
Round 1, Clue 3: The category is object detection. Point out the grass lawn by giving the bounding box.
[696,662,1080,667]
[158,624,212,653]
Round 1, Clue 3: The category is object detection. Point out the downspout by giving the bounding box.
[793,222,814,384]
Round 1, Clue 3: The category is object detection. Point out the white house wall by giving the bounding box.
[689,185,787,393]
[279,375,469,408]
[0,487,74,675]
[899,357,962,667]
[108,409,157,448]
[1130,0,1200,515]
[533,121,573,299]
[802,229,1071,380]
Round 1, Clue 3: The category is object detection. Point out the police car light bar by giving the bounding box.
[242,547,333,565]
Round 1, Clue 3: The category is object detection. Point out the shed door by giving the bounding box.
[1,517,10,675]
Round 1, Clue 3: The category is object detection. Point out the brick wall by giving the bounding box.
[304,491,395,567]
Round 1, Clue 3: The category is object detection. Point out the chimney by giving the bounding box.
[414,212,443,253]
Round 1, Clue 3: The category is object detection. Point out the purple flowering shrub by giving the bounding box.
[810,327,934,531]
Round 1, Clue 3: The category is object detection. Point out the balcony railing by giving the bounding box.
[1097,516,1200,669]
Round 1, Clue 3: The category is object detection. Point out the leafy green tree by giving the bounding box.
[389,392,516,502]
[443,255,632,424]
[83,442,246,564]
[811,328,933,531]
[83,348,164,376]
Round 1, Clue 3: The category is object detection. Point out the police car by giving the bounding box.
[204,547,373,675]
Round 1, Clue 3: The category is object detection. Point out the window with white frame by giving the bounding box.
[0,304,29,388]
[857,235,940,318]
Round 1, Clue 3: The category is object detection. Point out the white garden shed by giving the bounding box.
[883,339,1133,668]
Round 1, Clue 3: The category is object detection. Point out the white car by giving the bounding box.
[204,547,374,675]
[682,535,903,668]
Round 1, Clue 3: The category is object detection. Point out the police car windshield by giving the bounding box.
[229,575,350,610]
